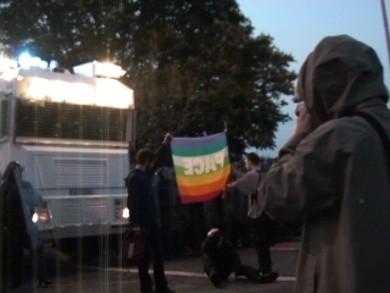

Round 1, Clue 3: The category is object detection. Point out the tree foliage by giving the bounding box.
[0,0,296,159]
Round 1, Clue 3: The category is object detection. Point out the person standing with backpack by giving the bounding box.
[225,152,278,283]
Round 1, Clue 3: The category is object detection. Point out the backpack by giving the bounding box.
[355,112,390,162]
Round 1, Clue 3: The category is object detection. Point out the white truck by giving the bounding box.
[0,55,134,244]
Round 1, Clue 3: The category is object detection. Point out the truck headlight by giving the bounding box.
[122,207,130,219]
[32,208,52,223]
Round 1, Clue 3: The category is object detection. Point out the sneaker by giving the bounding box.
[256,271,279,283]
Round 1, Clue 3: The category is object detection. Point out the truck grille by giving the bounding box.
[50,197,113,225]
[55,159,107,188]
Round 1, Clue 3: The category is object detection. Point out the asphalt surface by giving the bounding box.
[5,242,299,292]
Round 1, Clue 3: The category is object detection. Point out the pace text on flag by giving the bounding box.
[171,132,232,204]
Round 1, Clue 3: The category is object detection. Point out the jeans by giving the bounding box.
[137,225,168,292]
[249,213,276,273]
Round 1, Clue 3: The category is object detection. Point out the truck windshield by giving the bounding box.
[15,99,128,142]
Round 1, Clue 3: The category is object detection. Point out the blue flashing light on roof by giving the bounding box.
[18,52,48,70]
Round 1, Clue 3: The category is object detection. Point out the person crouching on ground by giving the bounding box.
[202,228,272,288]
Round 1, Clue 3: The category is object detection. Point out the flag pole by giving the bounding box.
[381,0,390,69]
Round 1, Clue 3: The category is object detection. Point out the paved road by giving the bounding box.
[6,242,299,292]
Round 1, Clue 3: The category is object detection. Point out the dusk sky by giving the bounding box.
[236,0,390,157]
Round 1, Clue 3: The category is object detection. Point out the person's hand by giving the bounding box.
[163,133,172,145]
[221,189,228,199]
[294,105,317,135]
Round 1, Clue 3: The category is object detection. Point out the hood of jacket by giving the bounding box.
[296,35,389,124]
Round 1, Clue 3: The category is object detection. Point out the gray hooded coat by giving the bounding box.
[259,35,390,293]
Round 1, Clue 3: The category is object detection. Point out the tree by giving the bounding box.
[0,0,296,158]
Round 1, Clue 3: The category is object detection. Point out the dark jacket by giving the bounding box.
[259,35,390,293]
[1,181,31,247]
[126,168,159,230]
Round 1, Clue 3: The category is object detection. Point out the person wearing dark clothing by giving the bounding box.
[0,161,50,289]
[154,133,184,259]
[201,228,260,288]
[155,167,185,259]
[187,202,206,256]
[222,166,251,248]
[126,149,174,293]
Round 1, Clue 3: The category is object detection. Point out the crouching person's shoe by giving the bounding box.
[209,273,222,288]
[256,271,279,283]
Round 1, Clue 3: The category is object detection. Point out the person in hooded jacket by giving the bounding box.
[0,161,50,289]
[258,35,390,293]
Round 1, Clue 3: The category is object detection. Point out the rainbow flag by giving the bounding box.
[171,132,232,204]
